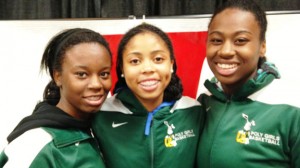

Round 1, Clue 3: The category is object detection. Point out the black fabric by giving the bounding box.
[7,102,91,143]
[1,0,298,20]
[0,0,102,20]
[216,0,300,11]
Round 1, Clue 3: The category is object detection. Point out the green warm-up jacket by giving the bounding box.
[197,62,300,168]
[93,89,205,168]
[0,102,105,168]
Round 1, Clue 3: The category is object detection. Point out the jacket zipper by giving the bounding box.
[150,120,154,168]
[209,100,230,167]
[90,128,101,152]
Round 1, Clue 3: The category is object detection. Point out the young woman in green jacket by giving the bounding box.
[93,23,204,168]
[0,28,112,167]
[197,0,300,167]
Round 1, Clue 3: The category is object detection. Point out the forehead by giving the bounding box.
[129,32,165,44]
[209,8,260,34]
[63,43,111,65]
[124,32,169,51]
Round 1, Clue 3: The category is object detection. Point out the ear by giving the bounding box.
[259,40,266,57]
[53,70,62,87]
[170,60,174,72]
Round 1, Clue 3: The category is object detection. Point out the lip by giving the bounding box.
[83,95,105,107]
[214,62,239,76]
[138,79,159,92]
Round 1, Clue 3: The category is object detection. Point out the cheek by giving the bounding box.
[243,48,261,64]
[204,47,215,66]
[206,45,217,59]
[61,82,82,99]
[159,65,172,80]
[123,66,139,79]
[102,79,112,92]
[68,81,84,92]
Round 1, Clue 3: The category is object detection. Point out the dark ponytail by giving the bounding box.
[43,80,60,105]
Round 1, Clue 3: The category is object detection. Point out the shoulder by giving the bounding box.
[42,127,91,148]
[170,96,201,112]
[2,128,52,167]
[249,79,300,107]
[100,94,133,114]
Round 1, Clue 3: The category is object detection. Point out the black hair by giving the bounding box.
[113,23,183,101]
[40,28,112,105]
[210,0,267,42]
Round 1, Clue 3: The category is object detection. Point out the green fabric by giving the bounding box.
[197,63,300,168]
[0,127,106,168]
[93,89,204,168]
[29,127,105,168]
[0,150,8,167]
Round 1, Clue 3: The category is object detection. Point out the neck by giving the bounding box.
[139,98,163,112]
[56,100,90,120]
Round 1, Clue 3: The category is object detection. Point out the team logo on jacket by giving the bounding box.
[164,121,177,147]
[236,113,280,146]
[236,113,255,144]
[163,121,195,148]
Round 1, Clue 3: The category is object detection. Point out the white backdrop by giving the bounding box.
[1,13,300,149]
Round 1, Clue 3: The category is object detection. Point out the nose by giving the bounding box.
[141,60,154,73]
[88,75,103,89]
[218,41,235,58]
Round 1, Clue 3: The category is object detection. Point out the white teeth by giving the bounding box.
[87,96,100,101]
[140,80,158,86]
[217,63,237,69]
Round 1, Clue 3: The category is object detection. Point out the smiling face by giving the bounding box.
[54,42,112,119]
[206,8,266,95]
[122,32,173,111]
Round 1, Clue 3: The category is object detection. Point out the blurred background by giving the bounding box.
[0,0,300,20]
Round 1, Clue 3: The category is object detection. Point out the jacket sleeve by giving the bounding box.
[291,108,300,168]
[0,128,52,168]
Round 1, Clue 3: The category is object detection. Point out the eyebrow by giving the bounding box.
[126,51,141,56]
[126,49,168,56]
[235,30,253,36]
[209,30,253,36]
[73,65,88,68]
[73,65,112,71]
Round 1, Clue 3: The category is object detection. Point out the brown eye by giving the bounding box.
[75,72,88,79]
[129,58,140,65]
[154,56,164,63]
[210,38,222,45]
[235,38,249,45]
[100,71,110,79]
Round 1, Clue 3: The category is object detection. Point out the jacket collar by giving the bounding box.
[7,102,91,143]
[117,88,149,114]
[205,61,280,101]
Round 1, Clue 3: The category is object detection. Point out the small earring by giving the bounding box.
[170,69,174,73]
[121,74,124,78]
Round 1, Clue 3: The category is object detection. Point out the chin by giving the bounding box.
[216,76,236,85]
[84,107,101,114]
